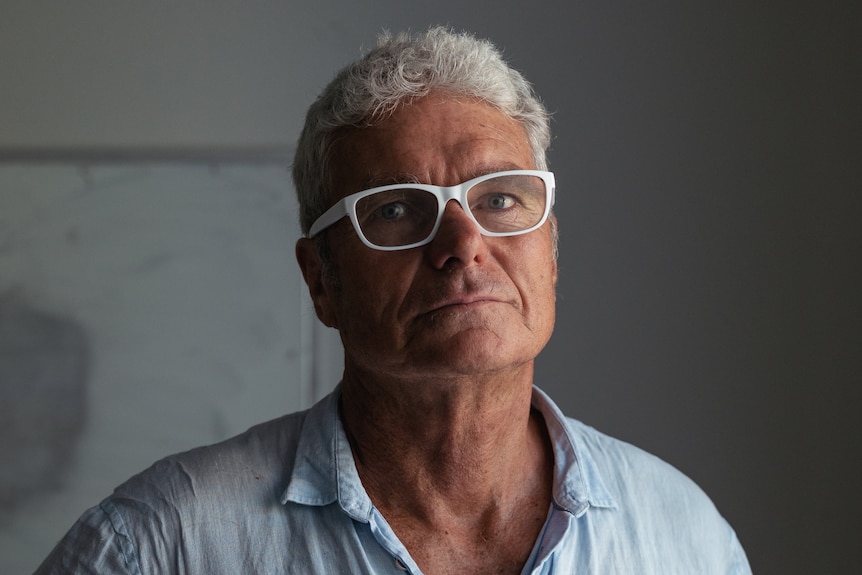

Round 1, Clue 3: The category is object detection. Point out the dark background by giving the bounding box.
[2,1,859,572]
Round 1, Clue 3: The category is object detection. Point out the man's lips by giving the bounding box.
[422,293,509,315]
[407,272,516,319]
[435,294,500,308]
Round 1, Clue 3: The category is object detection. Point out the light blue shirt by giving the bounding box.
[36,386,751,574]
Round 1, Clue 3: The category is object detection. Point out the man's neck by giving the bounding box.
[342,365,538,482]
[339,363,554,573]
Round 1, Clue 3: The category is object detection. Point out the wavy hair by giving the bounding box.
[292,26,552,236]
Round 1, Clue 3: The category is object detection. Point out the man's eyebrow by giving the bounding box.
[470,164,525,179]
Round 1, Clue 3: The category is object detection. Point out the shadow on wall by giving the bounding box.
[0,294,89,518]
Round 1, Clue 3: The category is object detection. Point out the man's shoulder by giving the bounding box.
[566,417,696,487]
[550,416,749,573]
[561,415,729,526]
[35,409,319,575]
[563,417,683,475]
[111,408,311,510]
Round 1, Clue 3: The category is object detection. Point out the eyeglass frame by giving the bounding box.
[307,169,556,251]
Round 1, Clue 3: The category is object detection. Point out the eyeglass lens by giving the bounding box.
[354,173,548,247]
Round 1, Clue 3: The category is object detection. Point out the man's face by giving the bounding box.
[297,93,558,381]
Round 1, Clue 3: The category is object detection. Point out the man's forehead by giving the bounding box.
[326,95,534,197]
[354,163,528,190]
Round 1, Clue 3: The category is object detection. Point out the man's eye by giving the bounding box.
[487,194,516,210]
[378,203,406,220]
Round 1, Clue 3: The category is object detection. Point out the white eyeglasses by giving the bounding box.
[308,170,555,251]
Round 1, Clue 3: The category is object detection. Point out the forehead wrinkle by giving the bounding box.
[360,162,528,191]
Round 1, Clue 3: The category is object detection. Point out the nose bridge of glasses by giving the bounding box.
[431,183,485,242]
[433,180,472,218]
[433,181,477,220]
[435,181,470,206]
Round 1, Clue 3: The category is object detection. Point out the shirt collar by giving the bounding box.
[531,386,617,516]
[281,384,616,520]
[280,384,375,522]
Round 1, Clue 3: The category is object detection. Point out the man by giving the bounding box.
[37,27,751,574]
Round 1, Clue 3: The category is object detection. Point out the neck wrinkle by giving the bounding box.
[339,365,547,522]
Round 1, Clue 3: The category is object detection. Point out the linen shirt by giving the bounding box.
[36,386,751,574]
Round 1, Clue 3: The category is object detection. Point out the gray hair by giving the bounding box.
[292,26,552,236]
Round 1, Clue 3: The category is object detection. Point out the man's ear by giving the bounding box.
[295,237,339,328]
[550,214,559,289]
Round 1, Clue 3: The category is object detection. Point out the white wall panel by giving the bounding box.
[0,163,340,572]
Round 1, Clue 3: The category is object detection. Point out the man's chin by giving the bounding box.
[405,332,536,377]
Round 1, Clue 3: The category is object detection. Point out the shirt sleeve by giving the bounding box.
[728,527,753,575]
[33,501,142,575]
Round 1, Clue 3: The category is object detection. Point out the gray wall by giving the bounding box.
[1,1,859,573]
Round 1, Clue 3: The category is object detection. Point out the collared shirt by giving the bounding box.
[36,386,751,574]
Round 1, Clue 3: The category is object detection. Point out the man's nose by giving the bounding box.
[425,199,489,268]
